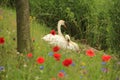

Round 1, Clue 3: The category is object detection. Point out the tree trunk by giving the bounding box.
[16,0,32,53]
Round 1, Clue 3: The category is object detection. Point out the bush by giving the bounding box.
[108,0,120,55]
[1,0,119,54]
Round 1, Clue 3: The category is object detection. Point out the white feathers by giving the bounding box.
[42,20,80,52]
[42,20,65,42]
[65,35,80,52]
[42,34,55,42]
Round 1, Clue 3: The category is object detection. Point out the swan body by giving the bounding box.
[65,35,80,52]
[42,34,55,42]
[49,35,68,48]
[42,20,66,44]
[42,20,80,52]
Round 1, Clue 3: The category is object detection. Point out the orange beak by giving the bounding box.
[64,24,67,28]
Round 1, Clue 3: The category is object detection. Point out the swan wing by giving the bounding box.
[42,34,55,42]
[67,41,79,51]
[49,35,68,48]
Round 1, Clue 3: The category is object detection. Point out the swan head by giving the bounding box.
[65,35,70,42]
[58,20,66,28]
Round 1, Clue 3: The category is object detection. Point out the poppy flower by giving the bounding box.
[32,37,35,42]
[53,46,60,52]
[53,53,61,61]
[86,49,95,57]
[50,30,56,35]
[51,77,56,80]
[36,57,45,64]
[102,55,111,62]
[62,58,72,67]
[0,37,5,44]
[58,72,64,78]
[27,53,33,58]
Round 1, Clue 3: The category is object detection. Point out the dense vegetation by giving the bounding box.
[0,8,120,80]
[0,0,120,54]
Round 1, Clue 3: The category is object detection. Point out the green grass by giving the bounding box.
[0,7,120,80]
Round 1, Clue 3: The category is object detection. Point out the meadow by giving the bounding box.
[0,7,120,80]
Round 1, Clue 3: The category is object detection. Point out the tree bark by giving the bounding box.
[16,0,32,53]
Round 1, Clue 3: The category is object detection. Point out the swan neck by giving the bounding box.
[57,23,63,36]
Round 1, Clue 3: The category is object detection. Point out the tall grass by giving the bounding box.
[0,7,120,80]
[0,0,120,54]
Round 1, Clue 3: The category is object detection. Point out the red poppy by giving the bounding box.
[36,57,45,64]
[50,30,56,35]
[86,49,95,57]
[51,77,56,80]
[62,58,72,67]
[53,46,60,52]
[32,37,35,42]
[58,72,64,78]
[102,55,111,62]
[0,37,5,44]
[53,53,61,61]
[27,53,33,58]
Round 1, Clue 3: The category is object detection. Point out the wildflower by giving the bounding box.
[0,37,5,44]
[117,62,120,65]
[50,30,56,35]
[17,52,20,55]
[80,76,83,79]
[53,53,61,61]
[36,57,45,64]
[71,62,75,66]
[59,70,66,76]
[0,15,3,20]
[101,62,106,65]
[62,58,72,67]
[82,70,88,74]
[27,53,33,58]
[53,46,60,52]
[51,77,56,80]
[101,68,108,73]
[35,76,40,80]
[0,66,4,71]
[81,62,86,66]
[39,66,44,70]
[29,16,32,22]
[102,55,111,62]
[32,37,35,42]
[48,52,53,56]
[58,72,64,78]
[23,63,27,68]
[86,49,95,57]
[81,66,86,69]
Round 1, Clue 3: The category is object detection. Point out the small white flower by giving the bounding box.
[23,64,27,68]
[17,52,20,54]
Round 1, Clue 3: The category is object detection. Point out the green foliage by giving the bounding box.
[108,0,120,55]
[0,0,15,8]
[0,8,120,80]
[1,0,119,54]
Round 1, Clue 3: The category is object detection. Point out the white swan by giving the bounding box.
[42,20,66,42]
[65,35,80,52]
[42,30,56,42]
[49,20,68,48]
